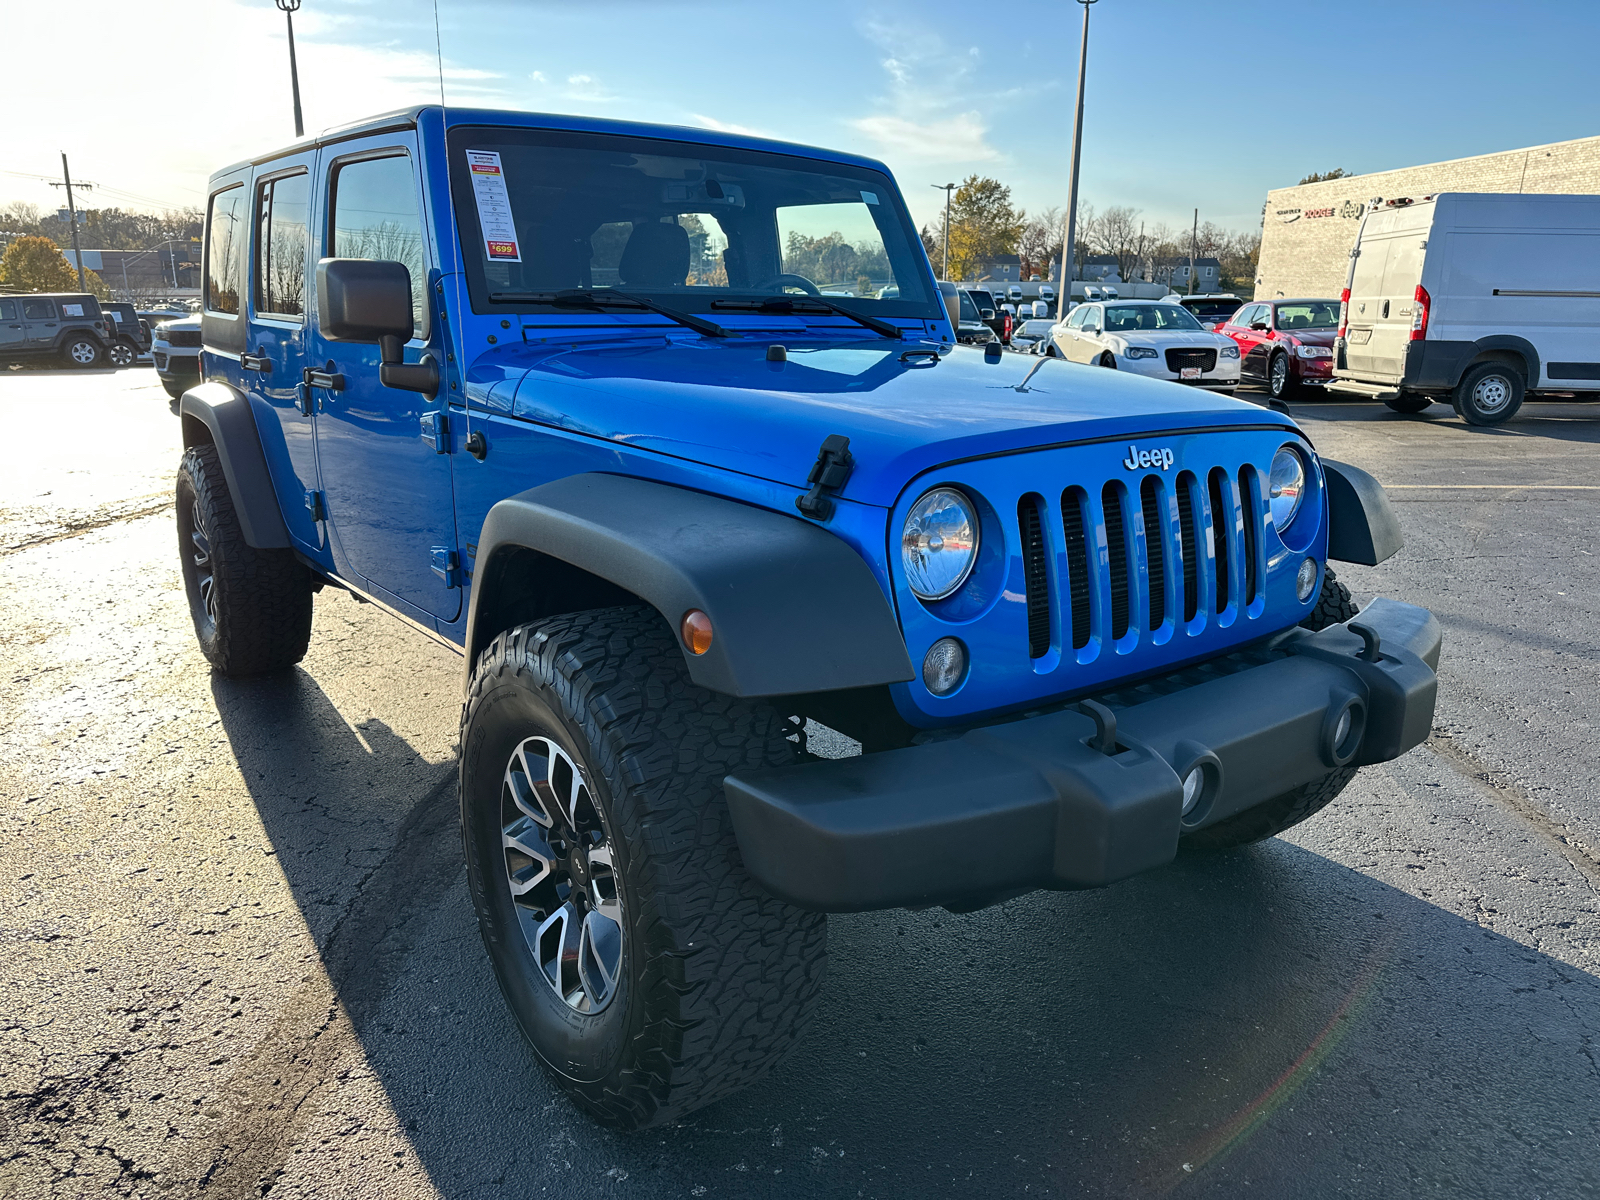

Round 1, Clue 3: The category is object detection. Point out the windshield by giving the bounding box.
[1274,301,1339,330]
[958,291,980,322]
[1103,304,1204,333]
[447,125,934,317]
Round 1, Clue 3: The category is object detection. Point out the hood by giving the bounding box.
[154,315,202,333]
[1278,329,1337,347]
[1113,330,1230,349]
[467,334,1297,508]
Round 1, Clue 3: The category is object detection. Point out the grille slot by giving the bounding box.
[1239,467,1259,605]
[1062,488,1091,650]
[1165,347,1217,373]
[1019,496,1051,659]
[1102,483,1131,641]
[163,329,202,348]
[1209,469,1231,613]
[1177,474,1200,622]
[1140,476,1166,630]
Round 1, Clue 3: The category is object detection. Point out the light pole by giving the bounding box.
[931,183,956,280]
[1057,0,1098,307]
[276,0,305,139]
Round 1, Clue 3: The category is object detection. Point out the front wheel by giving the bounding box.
[1098,351,1117,369]
[176,443,312,676]
[1267,352,1295,400]
[62,337,102,368]
[460,607,827,1129]
[1383,391,1432,414]
[1455,361,1524,426]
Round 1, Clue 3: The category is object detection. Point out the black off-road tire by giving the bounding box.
[1183,569,1361,849]
[460,606,828,1130]
[176,443,312,676]
[1383,391,1432,414]
[1454,361,1524,426]
[1182,766,1359,850]
[1300,566,1358,632]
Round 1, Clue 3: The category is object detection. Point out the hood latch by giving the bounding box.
[796,434,855,521]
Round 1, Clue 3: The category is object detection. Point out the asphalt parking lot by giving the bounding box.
[2,365,1598,1199]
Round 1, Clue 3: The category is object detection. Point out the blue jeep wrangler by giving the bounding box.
[175,106,1439,1129]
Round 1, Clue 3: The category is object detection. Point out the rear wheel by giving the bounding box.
[107,340,137,368]
[1383,391,1432,413]
[62,337,102,368]
[176,443,313,676]
[1455,361,1524,426]
[460,607,827,1129]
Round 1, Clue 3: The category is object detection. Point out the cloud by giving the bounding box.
[846,21,1001,166]
[527,68,619,105]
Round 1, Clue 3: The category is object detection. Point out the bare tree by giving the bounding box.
[1016,205,1061,281]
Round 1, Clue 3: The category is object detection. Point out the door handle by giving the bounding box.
[241,352,271,372]
[303,365,345,391]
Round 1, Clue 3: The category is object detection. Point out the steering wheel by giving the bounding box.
[753,273,822,297]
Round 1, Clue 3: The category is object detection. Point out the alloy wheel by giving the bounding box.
[501,735,624,1014]
[1270,354,1289,395]
[108,343,135,367]
[189,502,218,629]
[69,341,98,365]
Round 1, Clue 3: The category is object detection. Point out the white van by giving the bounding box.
[1330,192,1600,425]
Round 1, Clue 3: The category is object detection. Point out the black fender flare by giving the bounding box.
[1467,335,1540,386]
[1322,459,1401,566]
[177,381,291,549]
[465,473,915,698]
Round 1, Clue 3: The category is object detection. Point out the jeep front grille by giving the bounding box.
[1018,464,1266,658]
[1165,347,1216,373]
[163,330,202,348]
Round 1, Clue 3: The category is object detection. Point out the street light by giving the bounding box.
[1057,0,1098,308]
[275,0,305,139]
[931,183,956,280]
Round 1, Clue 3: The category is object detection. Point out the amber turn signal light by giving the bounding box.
[681,609,713,655]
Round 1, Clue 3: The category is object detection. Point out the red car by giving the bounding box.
[1216,298,1339,400]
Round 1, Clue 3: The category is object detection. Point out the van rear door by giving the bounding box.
[1343,206,1431,381]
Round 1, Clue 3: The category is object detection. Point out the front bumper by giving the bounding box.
[1121,356,1241,388]
[727,598,1439,912]
[154,350,200,380]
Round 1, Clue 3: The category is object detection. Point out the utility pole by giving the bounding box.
[59,153,88,291]
[276,0,305,138]
[1058,0,1098,310]
[1188,208,1198,295]
[931,183,956,280]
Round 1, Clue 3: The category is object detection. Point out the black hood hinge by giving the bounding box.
[796,434,855,521]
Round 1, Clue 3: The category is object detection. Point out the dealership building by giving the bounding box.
[1254,132,1600,301]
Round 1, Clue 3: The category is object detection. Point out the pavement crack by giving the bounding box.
[1,496,175,556]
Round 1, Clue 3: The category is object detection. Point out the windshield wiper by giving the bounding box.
[489,288,731,338]
[712,296,904,340]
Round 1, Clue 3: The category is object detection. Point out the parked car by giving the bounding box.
[965,287,1007,341]
[152,314,202,398]
[102,302,152,368]
[0,292,114,368]
[1010,317,1057,354]
[1047,299,1240,391]
[953,288,991,342]
[1217,299,1339,399]
[175,104,1437,1132]
[1331,192,1600,424]
[1169,293,1243,330]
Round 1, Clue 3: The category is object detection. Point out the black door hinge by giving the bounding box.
[304,489,326,522]
[796,434,854,521]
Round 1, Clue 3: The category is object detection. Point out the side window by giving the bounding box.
[23,299,56,320]
[1065,305,1087,329]
[1083,305,1102,329]
[958,291,979,322]
[0,299,20,320]
[329,154,428,337]
[255,172,309,319]
[206,185,246,315]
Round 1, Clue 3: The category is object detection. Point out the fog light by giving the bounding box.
[922,637,967,695]
[1296,557,1319,602]
[1181,766,1205,815]
[1333,708,1352,750]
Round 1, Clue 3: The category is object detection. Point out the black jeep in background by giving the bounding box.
[102,302,153,367]
[0,292,116,369]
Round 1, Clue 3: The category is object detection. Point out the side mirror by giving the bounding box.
[1084,324,1100,336]
[316,258,437,398]
[1250,320,1269,331]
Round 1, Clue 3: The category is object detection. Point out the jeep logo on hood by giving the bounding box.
[1123,445,1174,471]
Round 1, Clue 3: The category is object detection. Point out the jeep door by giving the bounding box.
[244,159,324,551]
[0,299,24,354]
[21,297,59,351]
[308,138,461,623]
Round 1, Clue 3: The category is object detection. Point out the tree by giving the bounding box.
[1297,168,1347,185]
[1017,206,1061,281]
[0,235,81,292]
[943,175,1024,282]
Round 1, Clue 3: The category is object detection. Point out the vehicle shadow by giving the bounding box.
[1288,394,1600,443]
[204,671,1600,1200]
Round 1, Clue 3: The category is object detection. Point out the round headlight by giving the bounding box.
[902,487,979,601]
[1268,446,1306,530]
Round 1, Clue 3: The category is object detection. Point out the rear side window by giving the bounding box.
[0,299,18,321]
[329,154,428,337]
[206,185,247,315]
[255,172,309,319]
[23,299,56,320]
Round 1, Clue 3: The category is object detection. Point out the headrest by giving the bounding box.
[619,221,690,288]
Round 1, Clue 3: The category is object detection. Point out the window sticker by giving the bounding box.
[62,303,85,316]
[466,150,521,262]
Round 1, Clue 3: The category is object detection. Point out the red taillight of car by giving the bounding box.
[1410,284,1430,341]
[1337,288,1350,339]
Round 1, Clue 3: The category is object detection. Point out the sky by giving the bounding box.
[6,0,1600,241]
